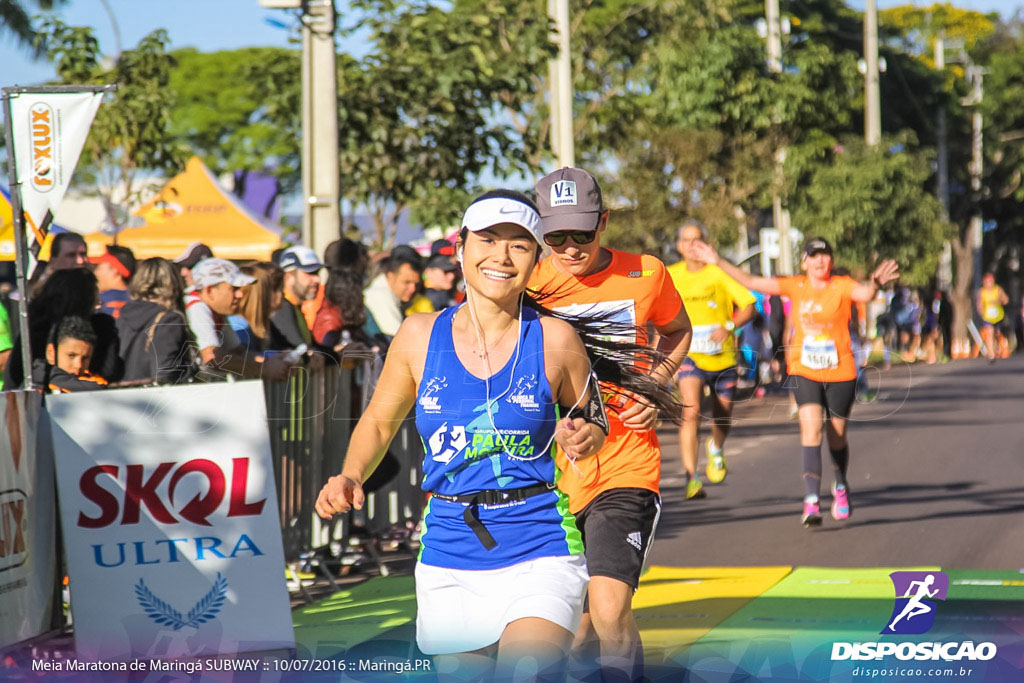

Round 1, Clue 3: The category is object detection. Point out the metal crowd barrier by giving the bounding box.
[262,358,425,564]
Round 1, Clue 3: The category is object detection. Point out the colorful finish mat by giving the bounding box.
[292,567,1024,681]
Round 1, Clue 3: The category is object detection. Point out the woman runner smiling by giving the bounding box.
[316,189,677,679]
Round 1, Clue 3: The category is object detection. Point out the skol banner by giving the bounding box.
[0,391,57,650]
[7,89,103,265]
[47,382,294,661]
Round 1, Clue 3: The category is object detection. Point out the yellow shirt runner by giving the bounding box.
[979,286,1005,324]
[667,263,756,372]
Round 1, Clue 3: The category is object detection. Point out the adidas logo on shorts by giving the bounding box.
[626,531,643,552]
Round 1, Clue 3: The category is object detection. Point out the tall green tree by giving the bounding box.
[335,0,555,247]
[975,16,1024,335]
[38,19,187,230]
[0,0,67,55]
[601,0,865,256]
[168,47,302,193]
[787,135,945,285]
[880,3,998,345]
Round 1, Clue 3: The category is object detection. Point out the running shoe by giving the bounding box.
[831,483,851,521]
[685,478,707,500]
[801,499,822,527]
[705,437,727,484]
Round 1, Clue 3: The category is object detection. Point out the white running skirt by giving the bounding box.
[415,554,588,655]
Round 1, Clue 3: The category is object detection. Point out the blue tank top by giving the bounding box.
[415,305,583,570]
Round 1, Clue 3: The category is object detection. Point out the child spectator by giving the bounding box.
[3,268,122,388]
[46,316,108,393]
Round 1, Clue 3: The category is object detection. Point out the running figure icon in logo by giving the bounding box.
[882,571,949,635]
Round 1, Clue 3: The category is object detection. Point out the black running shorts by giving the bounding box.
[573,487,661,590]
[792,375,857,419]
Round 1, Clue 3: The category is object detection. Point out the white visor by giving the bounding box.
[461,197,542,244]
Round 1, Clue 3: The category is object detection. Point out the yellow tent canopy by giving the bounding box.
[0,188,15,262]
[84,156,282,261]
[1,186,71,262]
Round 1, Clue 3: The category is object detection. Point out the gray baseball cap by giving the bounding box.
[191,258,256,289]
[534,167,604,234]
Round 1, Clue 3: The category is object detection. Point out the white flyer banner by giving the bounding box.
[0,391,57,649]
[9,90,103,252]
[48,382,294,661]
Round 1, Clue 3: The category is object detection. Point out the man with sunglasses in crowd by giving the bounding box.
[529,167,692,681]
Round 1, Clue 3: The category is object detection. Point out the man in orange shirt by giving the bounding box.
[529,167,691,681]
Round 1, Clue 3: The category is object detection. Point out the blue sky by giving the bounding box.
[1,0,307,86]
[2,0,1021,88]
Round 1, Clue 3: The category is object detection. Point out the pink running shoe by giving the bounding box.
[831,484,851,521]
[801,500,822,527]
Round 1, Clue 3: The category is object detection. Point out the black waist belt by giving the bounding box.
[429,482,557,550]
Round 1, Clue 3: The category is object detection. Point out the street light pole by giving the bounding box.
[765,0,782,74]
[260,0,340,254]
[864,0,882,146]
[765,0,792,275]
[966,65,984,294]
[934,31,953,291]
[305,0,340,254]
[547,0,574,168]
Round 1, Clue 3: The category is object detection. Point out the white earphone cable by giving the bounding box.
[464,286,594,465]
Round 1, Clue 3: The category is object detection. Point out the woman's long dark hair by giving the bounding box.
[460,189,681,421]
[29,267,99,357]
[525,292,680,421]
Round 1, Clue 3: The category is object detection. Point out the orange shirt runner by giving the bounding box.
[529,249,683,513]
[777,275,858,383]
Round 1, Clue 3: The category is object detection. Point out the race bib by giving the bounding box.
[690,324,723,355]
[985,305,1000,321]
[801,336,839,370]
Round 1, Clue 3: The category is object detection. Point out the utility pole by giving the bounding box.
[260,0,340,254]
[547,0,574,167]
[864,0,882,146]
[966,65,984,294]
[765,0,783,74]
[304,0,340,254]
[764,0,792,274]
[934,31,953,291]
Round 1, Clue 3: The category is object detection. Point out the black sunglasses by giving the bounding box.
[543,230,598,247]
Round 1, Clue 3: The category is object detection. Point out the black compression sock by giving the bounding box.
[830,445,850,489]
[802,445,822,499]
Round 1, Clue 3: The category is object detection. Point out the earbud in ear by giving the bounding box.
[457,248,464,265]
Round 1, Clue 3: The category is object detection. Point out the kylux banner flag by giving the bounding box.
[3,84,113,390]
[5,88,103,267]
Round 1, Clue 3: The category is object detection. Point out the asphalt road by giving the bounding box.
[649,355,1024,570]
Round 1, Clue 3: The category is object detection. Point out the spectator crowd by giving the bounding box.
[0,230,464,393]
[0,226,1019,396]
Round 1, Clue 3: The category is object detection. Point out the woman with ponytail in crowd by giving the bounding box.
[315,189,679,680]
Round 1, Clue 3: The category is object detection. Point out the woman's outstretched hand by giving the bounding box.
[871,260,900,288]
[315,474,365,518]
